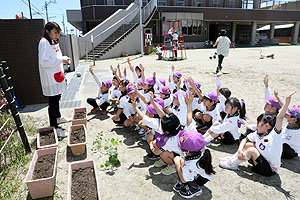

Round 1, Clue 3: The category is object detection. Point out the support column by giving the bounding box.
[232,22,237,43]
[250,21,257,46]
[270,23,275,39]
[253,0,260,9]
[291,21,300,45]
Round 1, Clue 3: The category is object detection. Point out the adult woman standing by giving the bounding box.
[38,22,70,137]
[213,29,231,73]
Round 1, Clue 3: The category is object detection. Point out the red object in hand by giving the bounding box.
[264,139,269,143]
[54,72,64,83]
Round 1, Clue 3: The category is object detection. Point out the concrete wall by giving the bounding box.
[60,35,80,72]
[100,25,141,59]
[0,19,47,105]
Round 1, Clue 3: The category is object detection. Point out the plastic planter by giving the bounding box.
[71,107,87,127]
[68,124,87,156]
[67,160,100,200]
[37,127,58,149]
[25,147,58,199]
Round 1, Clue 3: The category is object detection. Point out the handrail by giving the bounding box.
[142,0,157,23]
[90,7,139,42]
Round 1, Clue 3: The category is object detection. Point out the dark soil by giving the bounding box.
[70,128,85,144]
[71,167,98,200]
[74,112,86,120]
[32,155,55,180]
[39,130,56,146]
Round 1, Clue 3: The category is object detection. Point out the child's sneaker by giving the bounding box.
[100,110,107,115]
[154,159,167,168]
[173,181,184,193]
[56,128,67,138]
[91,106,100,113]
[219,160,238,170]
[161,165,176,175]
[146,152,160,160]
[179,184,202,198]
[138,128,145,136]
[134,126,141,131]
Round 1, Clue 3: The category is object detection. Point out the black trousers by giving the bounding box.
[48,94,61,128]
[282,143,298,159]
[220,131,239,145]
[218,54,225,68]
[87,98,110,110]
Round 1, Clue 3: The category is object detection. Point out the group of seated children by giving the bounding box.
[86,60,299,198]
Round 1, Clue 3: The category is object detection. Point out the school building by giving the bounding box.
[67,0,300,59]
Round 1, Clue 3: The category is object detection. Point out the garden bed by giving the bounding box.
[37,127,58,149]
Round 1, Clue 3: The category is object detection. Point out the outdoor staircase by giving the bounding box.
[80,0,157,60]
[86,22,138,60]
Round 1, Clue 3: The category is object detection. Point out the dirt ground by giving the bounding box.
[19,46,300,200]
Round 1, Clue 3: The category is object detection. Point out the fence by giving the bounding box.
[0,61,31,199]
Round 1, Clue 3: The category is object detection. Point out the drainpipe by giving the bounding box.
[139,0,144,56]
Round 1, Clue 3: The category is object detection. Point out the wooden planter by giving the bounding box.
[71,107,87,127]
[68,124,87,156]
[67,160,100,200]
[25,147,58,199]
[37,127,58,149]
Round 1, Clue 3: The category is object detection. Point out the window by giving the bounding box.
[188,20,193,35]
[182,20,188,35]
[197,20,202,35]
[142,0,148,7]
[213,0,220,7]
[158,0,166,6]
[229,0,236,8]
[194,0,202,7]
[193,20,197,35]
[107,0,114,5]
[176,0,184,6]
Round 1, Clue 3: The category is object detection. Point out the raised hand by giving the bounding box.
[153,72,156,79]
[171,65,175,71]
[89,65,94,75]
[124,67,127,77]
[131,97,138,108]
[286,91,296,101]
[185,91,194,106]
[263,75,269,87]
[149,91,155,102]
[117,63,120,70]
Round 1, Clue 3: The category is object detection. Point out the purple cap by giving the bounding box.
[137,80,143,86]
[173,91,187,99]
[126,85,135,95]
[155,131,170,148]
[144,77,156,86]
[159,78,166,86]
[204,91,218,102]
[265,97,281,109]
[173,72,182,78]
[103,80,112,88]
[177,130,205,152]
[286,105,300,119]
[194,81,201,89]
[135,65,142,71]
[147,98,164,115]
[160,86,171,95]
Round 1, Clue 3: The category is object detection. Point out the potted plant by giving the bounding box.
[72,107,87,127]
[25,147,58,199]
[37,127,58,149]
[68,124,87,156]
[67,160,100,200]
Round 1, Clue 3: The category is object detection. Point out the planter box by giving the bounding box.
[25,147,58,199]
[68,124,87,156]
[71,107,87,127]
[37,127,58,149]
[67,160,100,200]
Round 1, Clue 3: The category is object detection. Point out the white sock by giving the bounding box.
[203,131,210,138]
[204,135,214,143]
[229,152,245,165]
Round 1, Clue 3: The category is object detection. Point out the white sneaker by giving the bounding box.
[56,128,67,138]
[57,116,71,124]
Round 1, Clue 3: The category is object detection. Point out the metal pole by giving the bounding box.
[139,0,144,56]
[0,67,31,152]
[28,0,33,19]
[45,1,49,22]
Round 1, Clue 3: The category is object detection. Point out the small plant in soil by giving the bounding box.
[39,130,56,146]
[92,131,122,169]
[73,112,86,120]
[70,127,85,144]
